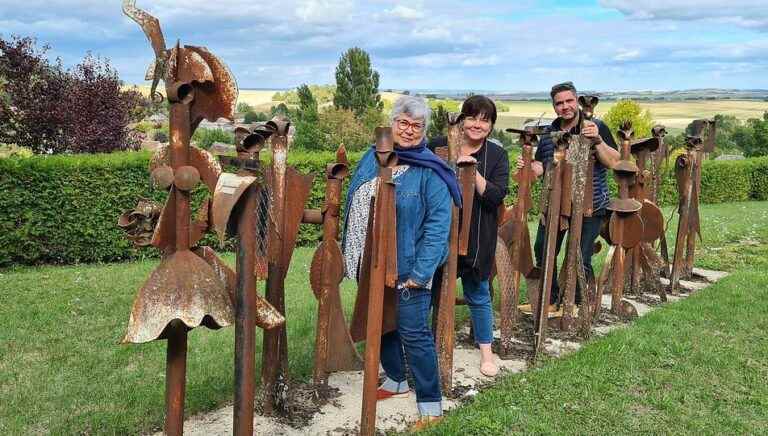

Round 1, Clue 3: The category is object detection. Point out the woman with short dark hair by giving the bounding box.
[429,95,510,377]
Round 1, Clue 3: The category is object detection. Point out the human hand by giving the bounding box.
[516,155,525,170]
[403,278,422,289]
[582,121,601,141]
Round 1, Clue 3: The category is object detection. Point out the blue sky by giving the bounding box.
[1,0,767,91]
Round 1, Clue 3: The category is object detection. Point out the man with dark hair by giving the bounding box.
[519,82,619,306]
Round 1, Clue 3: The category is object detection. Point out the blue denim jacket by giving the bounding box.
[343,147,452,287]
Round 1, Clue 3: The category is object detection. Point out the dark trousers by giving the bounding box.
[533,209,606,304]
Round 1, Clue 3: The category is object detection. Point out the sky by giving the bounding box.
[1,0,767,92]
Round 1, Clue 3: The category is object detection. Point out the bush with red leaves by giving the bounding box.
[0,35,147,154]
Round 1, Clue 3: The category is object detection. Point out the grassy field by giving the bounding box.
[1,201,765,434]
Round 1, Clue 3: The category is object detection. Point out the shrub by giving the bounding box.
[243,111,269,124]
[191,128,234,149]
[0,36,143,154]
[152,130,168,143]
[0,151,765,267]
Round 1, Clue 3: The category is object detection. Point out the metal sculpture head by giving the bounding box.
[689,119,716,153]
[506,126,547,147]
[327,144,350,179]
[578,95,600,120]
[618,121,634,142]
[375,126,398,168]
[122,0,238,124]
[652,125,667,139]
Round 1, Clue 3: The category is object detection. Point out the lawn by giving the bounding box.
[417,201,768,436]
[0,201,765,434]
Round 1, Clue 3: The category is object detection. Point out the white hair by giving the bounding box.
[390,95,430,131]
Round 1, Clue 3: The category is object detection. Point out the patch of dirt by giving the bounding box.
[254,377,341,429]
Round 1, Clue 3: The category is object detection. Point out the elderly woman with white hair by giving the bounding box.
[342,95,461,429]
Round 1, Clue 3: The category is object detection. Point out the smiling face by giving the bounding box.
[462,114,493,143]
[552,90,579,122]
[392,114,425,148]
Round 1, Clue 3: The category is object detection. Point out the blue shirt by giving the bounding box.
[343,148,452,287]
[534,116,617,211]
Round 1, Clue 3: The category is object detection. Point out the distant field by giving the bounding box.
[125,85,766,133]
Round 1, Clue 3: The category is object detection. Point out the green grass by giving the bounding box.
[416,201,768,436]
[1,202,765,434]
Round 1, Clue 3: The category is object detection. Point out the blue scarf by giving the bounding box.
[372,140,463,207]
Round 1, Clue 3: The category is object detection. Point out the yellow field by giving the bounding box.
[493,100,768,131]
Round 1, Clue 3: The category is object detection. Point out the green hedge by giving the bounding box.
[1,151,766,267]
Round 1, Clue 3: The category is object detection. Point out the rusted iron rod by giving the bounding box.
[233,184,258,436]
[533,132,569,357]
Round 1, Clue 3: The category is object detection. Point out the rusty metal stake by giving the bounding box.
[360,128,399,436]
[432,113,463,392]
[498,126,541,356]
[261,119,315,414]
[533,132,569,358]
[310,145,362,385]
[606,122,643,318]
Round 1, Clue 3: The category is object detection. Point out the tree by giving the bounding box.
[296,84,318,123]
[602,99,654,140]
[428,103,448,139]
[739,112,768,157]
[292,84,324,150]
[333,47,383,117]
[0,35,142,153]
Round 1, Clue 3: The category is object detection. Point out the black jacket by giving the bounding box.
[428,137,510,280]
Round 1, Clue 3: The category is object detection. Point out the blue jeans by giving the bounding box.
[380,287,442,416]
[461,276,494,345]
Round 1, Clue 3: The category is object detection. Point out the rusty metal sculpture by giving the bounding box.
[625,132,666,300]
[558,96,600,332]
[307,145,362,385]
[260,119,315,414]
[432,113,462,392]
[118,199,162,247]
[496,126,540,357]
[353,127,399,436]
[669,119,715,294]
[602,122,644,318]
[531,131,570,357]
[120,2,278,434]
[210,125,286,436]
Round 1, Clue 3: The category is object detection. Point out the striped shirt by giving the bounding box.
[534,116,617,212]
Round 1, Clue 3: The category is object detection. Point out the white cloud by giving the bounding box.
[462,54,500,67]
[412,26,451,40]
[386,5,425,20]
[600,0,768,30]
[613,49,641,62]
[295,0,354,23]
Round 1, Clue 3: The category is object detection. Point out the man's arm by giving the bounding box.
[583,120,619,168]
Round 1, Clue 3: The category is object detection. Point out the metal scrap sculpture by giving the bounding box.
[531,131,570,357]
[210,124,288,436]
[306,145,362,385]
[669,119,715,294]
[432,113,462,392]
[601,122,644,318]
[496,126,539,357]
[354,127,399,436]
[260,119,315,414]
[119,2,281,434]
[626,132,666,299]
[558,96,600,332]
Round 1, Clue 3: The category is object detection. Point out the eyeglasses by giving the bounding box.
[395,118,425,133]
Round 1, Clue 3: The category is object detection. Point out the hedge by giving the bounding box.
[1,151,766,267]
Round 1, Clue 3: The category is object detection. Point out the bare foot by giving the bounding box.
[478,344,498,377]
